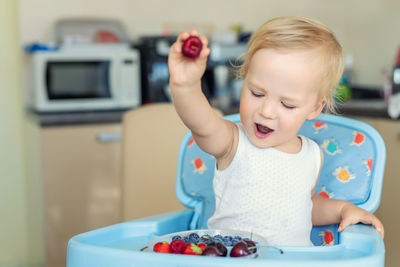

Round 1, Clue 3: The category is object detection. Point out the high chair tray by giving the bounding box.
[67,210,385,267]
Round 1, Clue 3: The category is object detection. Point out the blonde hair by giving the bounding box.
[237,16,344,113]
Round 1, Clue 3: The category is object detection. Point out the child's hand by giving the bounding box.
[168,30,210,88]
[338,202,384,239]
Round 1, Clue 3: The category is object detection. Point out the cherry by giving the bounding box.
[202,246,221,257]
[230,241,251,257]
[215,242,227,257]
[182,36,203,58]
[243,240,257,254]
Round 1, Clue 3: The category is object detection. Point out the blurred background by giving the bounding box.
[2,0,400,266]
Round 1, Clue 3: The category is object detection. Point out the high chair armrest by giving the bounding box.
[69,209,194,247]
[127,209,194,236]
[339,224,385,265]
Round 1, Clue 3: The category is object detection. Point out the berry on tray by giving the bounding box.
[171,235,182,241]
[197,242,207,251]
[230,240,256,257]
[188,233,200,243]
[202,246,221,257]
[153,241,171,253]
[170,239,187,254]
[243,240,257,254]
[183,243,203,255]
[200,234,213,244]
[215,242,228,257]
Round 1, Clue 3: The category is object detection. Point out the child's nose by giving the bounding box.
[259,99,277,119]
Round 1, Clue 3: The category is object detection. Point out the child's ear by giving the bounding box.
[307,99,326,120]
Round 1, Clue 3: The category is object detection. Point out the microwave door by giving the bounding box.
[46,61,112,100]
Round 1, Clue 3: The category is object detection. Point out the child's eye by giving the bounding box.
[282,102,296,109]
[250,90,264,97]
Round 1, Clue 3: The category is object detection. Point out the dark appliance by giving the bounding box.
[135,36,214,104]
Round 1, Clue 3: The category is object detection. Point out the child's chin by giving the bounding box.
[250,137,272,149]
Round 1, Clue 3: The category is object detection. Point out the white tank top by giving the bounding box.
[208,124,321,246]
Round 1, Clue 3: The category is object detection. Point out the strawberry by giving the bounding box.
[153,241,171,253]
[183,243,203,255]
[170,239,187,254]
[197,242,207,251]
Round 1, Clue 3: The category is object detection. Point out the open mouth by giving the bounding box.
[255,123,274,138]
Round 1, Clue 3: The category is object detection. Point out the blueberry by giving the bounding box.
[213,235,223,243]
[187,233,200,243]
[183,236,190,243]
[171,235,182,241]
[233,236,242,241]
[223,235,233,241]
[189,233,200,241]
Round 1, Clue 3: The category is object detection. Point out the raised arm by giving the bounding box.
[168,30,237,162]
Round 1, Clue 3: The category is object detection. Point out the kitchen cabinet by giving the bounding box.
[40,123,122,267]
[350,116,400,267]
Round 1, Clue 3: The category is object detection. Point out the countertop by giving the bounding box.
[31,99,391,126]
[223,99,390,118]
[335,99,389,118]
[30,109,130,126]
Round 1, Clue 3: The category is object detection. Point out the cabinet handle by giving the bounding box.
[96,132,122,143]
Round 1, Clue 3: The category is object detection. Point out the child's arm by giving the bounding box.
[168,30,237,164]
[311,150,384,239]
[311,194,384,239]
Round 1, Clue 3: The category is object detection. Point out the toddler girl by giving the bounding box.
[168,16,384,246]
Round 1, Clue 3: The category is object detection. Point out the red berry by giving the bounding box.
[183,243,202,255]
[153,241,171,253]
[182,36,203,58]
[170,239,187,254]
[197,242,207,251]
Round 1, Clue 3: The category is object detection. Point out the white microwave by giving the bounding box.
[28,45,141,112]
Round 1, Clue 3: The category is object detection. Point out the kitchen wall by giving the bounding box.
[0,0,29,266]
[18,0,400,87]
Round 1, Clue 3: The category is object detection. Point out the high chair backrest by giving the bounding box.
[175,113,386,231]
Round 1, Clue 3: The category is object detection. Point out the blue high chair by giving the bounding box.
[67,113,386,266]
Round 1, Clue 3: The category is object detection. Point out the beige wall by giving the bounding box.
[0,0,29,265]
[17,0,400,87]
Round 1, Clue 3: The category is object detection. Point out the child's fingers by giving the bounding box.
[188,29,199,37]
[339,216,384,239]
[338,214,359,232]
[177,29,199,43]
[199,35,210,59]
[371,218,384,239]
[338,219,350,232]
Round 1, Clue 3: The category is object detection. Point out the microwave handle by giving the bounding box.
[96,132,122,143]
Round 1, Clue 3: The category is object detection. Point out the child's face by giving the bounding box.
[239,48,325,152]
